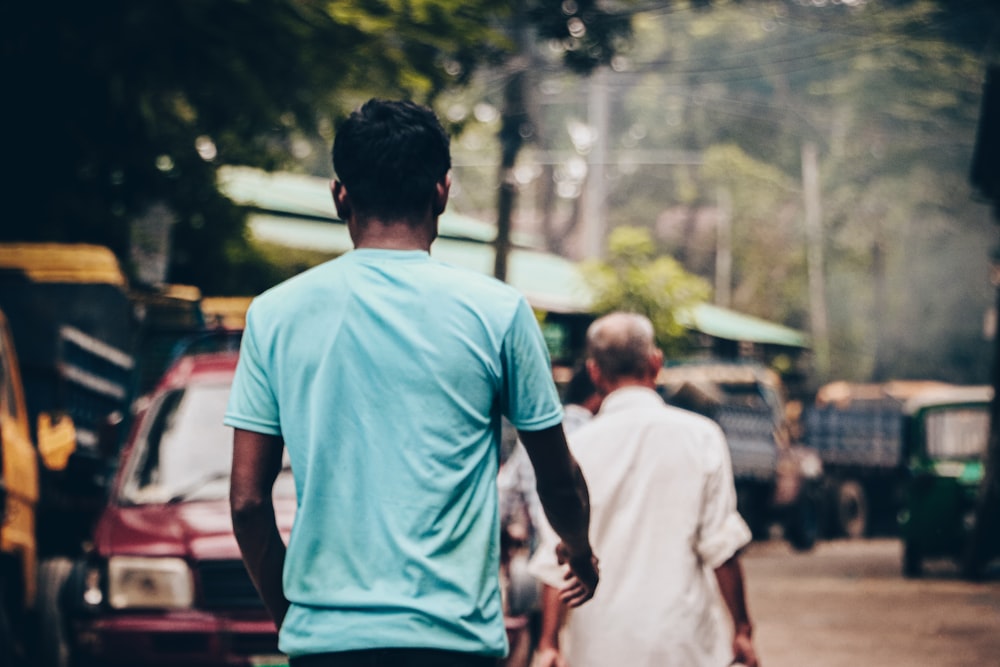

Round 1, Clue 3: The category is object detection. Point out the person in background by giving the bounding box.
[499,364,603,555]
[560,363,603,435]
[226,98,599,667]
[497,363,604,667]
[529,312,759,667]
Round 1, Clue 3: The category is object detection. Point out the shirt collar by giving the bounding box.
[597,385,664,416]
[348,248,430,260]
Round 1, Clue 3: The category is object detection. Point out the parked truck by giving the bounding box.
[0,306,78,665]
[0,243,206,666]
[656,360,824,551]
[801,380,956,539]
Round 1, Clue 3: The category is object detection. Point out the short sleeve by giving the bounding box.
[499,298,563,431]
[224,303,282,435]
[694,425,753,570]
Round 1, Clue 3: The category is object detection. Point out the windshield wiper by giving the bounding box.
[165,471,231,504]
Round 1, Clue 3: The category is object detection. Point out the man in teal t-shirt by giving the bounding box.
[226,99,599,667]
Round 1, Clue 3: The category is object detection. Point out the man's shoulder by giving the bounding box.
[661,402,723,430]
[422,260,531,322]
[258,256,341,297]
[578,397,723,440]
[427,258,523,296]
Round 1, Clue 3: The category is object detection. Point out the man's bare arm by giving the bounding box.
[714,554,759,667]
[534,584,570,667]
[519,423,599,605]
[230,428,288,627]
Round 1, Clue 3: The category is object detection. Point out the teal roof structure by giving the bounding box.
[681,303,809,349]
[219,166,809,346]
[219,167,591,313]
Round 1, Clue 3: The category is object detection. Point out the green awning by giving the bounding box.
[219,166,543,247]
[222,166,809,345]
[682,303,809,349]
[245,213,593,313]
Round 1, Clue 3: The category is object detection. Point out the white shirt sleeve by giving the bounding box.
[694,424,753,570]
[527,514,566,589]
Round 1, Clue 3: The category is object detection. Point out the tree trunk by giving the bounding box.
[802,141,830,380]
[493,5,530,282]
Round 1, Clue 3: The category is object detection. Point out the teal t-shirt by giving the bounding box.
[224,249,563,658]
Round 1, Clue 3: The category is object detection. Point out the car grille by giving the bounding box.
[197,560,263,609]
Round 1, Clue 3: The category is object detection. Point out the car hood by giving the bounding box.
[93,496,297,561]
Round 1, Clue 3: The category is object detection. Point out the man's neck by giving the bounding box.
[350,218,436,252]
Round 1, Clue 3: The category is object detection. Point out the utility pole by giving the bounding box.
[965,62,1000,579]
[802,141,830,380]
[582,66,610,260]
[715,185,732,308]
[493,3,530,282]
[870,236,888,381]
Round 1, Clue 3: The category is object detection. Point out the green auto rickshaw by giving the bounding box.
[898,385,996,578]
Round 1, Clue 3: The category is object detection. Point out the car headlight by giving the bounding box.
[108,556,194,610]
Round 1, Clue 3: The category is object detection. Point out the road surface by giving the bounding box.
[743,538,1000,667]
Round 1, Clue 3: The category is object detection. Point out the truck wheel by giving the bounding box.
[0,580,20,667]
[785,496,820,552]
[37,557,73,667]
[736,487,768,541]
[903,540,922,578]
[0,559,28,667]
[837,480,868,539]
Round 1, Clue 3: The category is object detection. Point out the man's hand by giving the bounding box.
[732,626,759,667]
[533,646,568,667]
[556,541,599,607]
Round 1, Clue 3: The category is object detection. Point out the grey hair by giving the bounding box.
[585,312,658,381]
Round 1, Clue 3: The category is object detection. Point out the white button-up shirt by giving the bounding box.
[529,386,752,667]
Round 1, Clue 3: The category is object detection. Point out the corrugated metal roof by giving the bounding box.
[681,303,809,349]
[218,166,543,247]
[246,213,593,314]
[221,166,809,345]
[902,385,993,414]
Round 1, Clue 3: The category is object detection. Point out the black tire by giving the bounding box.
[37,557,73,667]
[837,480,868,539]
[736,486,769,541]
[0,558,28,667]
[0,579,21,667]
[903,540,923,578]
[786,495,820,552]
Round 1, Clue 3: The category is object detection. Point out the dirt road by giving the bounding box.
[743,538,1000,667]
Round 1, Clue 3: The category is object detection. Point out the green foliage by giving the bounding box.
[528,0,634,73]
[573,0,996,385]
[699,144,807,326]
[582,226,711,357]
[2,0,505,294]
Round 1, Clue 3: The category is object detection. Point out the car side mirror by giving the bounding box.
[37,412,77,471]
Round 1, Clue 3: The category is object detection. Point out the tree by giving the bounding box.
[2,0,505,294]
[490,0,634,280]
[582,226,711,357]
[534,0,997,385]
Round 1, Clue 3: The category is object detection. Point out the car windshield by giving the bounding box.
[119,382,294,504]
[924,406,990,461]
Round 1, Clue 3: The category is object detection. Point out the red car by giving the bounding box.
[68,352,293,667]
[66,351,527,666]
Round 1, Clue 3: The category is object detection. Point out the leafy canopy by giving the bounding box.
[2,0,505,294]
[583,226,711,357]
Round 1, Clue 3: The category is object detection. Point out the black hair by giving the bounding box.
[332,99,451,221]
[563,363,597,405]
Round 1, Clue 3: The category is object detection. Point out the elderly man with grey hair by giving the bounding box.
[529,312,759,667]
